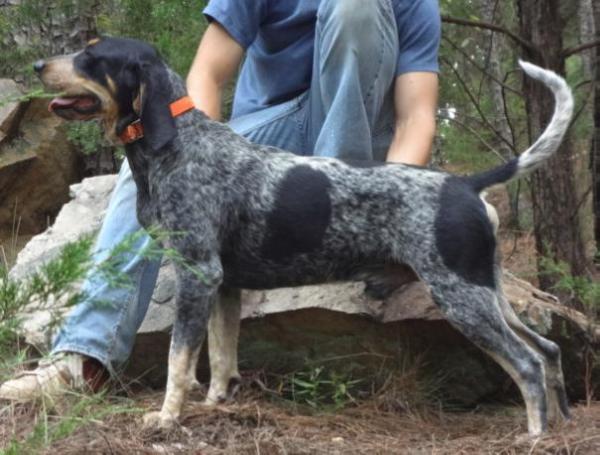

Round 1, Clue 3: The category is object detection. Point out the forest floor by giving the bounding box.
[1,386,600,454]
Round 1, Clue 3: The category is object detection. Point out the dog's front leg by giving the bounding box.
[143,258,222,429]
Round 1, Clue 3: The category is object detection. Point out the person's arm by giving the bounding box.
[386,71,438,166]
[186,22,244,121]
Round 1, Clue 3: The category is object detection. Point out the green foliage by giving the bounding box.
[539,256,600,316]
[565,55,594,140]
[0,46,39,81]
[1,394,142,454]
[0,6,36,78]
[284,366,362,411]
[0,225,207,369]
[0,224,204,369]
[438,120,500,172]
[0,236,94,386]
[437,0,524,172]
[0,226,205,450]
[99,0,209,76]
[65,121,124,159]
[0,268,25,376]
[0,236,94,355]
[0,89,63,108]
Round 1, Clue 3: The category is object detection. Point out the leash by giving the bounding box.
[119,95,196,144]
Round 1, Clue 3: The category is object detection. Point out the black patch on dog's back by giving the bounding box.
[434,177,496,288]
[262,165,331,261]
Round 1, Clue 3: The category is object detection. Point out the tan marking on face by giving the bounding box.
[106,76,117,95]
[39,55,80,91]
[132,84,145,115]
[87,38,100,46]
[78,78,120,142]
[40,53,121,142]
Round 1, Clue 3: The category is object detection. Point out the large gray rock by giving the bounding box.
[11,175,600,404]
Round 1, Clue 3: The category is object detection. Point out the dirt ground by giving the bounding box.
[2,387,600,455]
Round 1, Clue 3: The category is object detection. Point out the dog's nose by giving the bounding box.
[33,60,46,74]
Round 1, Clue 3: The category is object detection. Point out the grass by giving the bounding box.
[0,392,142,455]
[1,386,600,454]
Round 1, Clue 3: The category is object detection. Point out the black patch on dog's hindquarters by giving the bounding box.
[262,165,331,261]
[434,177,496,288]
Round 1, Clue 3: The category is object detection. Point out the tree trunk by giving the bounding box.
[517,0,590,289]
[577,0,598,257]
[592,0,600,246]
[479,0,520,228]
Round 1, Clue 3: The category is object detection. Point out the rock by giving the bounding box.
[0,97,83,236]
[0,79,26,144]
[11,175,600,405]
[9,174,117,280]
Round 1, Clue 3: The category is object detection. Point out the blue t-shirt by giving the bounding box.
[204,0,440,119]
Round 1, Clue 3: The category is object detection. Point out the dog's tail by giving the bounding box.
[465,60,574,193]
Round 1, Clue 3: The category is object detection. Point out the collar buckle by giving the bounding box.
[119,96,196,144]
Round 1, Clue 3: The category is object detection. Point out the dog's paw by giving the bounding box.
[201,394,223,407]
[202,376,241,406]
[188,378,202,391]
[514,432,542,447]
[142,411,177,430]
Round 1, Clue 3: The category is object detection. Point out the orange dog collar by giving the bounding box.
[119,96,196,144]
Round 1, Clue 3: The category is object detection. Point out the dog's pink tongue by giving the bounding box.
[48,96,96,112]
[48,97,78,112]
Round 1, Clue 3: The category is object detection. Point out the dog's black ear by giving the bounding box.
[138,59,177,151]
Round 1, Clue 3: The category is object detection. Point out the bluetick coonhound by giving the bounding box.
[35,37,573,436]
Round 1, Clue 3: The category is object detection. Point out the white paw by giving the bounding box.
[188,378,202,391]
[201,393,224,407]
[203,376,241,406]
[142,410,177,430]
[514,431,542,445]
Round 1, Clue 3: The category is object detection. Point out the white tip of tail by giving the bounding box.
[514,60,574,176]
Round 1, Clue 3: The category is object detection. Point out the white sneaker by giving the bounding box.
[0,352,108,402]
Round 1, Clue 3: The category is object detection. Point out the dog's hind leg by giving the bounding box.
[493,268,569,422]
[186,344,203,392]
[204,287,242,405]
[143,256,223,429]
[427,279,548,437]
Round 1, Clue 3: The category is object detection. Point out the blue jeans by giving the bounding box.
[52,0,399,372]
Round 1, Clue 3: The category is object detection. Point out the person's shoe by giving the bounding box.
[0,352,109,402]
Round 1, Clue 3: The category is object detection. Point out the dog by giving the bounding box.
[36,37,573,437]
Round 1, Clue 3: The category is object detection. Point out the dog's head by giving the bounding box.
[35,37,177,150]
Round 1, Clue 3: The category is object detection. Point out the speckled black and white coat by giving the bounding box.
[38,38,573,437]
